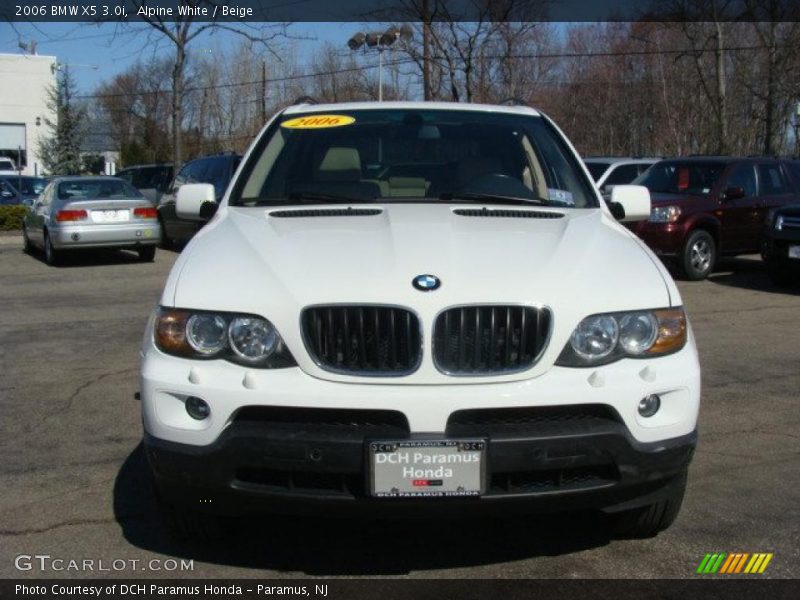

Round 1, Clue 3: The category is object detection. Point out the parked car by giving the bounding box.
[115,163,174,204]
[157,153,241,247]
[0,157,18,175]
[629,156,800,280]
[0,176,48,206]
[584,157,658,200]
[23,176,161,265]
[762,203,800,284]
[141,101,700,540]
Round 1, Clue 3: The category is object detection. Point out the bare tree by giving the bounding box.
[127,0,291,168]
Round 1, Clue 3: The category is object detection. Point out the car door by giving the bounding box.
[160,158,209,244]
[756,161,795,234]
[715,163,759,254]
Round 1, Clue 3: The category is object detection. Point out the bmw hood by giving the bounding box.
[164,204,676,383]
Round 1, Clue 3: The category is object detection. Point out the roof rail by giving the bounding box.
[293,95,319,105]
[498,97,528,107]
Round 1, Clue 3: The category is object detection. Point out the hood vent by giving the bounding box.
[269,208,382,218]
[453,208,564,219]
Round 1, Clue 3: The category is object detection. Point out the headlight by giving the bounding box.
[186,314,227,355]
[557,307,687,367]
[649,205,681,223]
[569,315,618,360]
[154,307,295,368]
[228,317,279,362]
[775,214,784,231]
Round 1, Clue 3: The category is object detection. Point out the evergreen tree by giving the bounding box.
[38,67,87,175]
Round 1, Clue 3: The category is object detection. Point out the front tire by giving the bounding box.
[609,470,687,538]
[681,230,716,280]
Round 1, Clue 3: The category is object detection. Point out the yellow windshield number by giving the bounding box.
[281,115,356,129]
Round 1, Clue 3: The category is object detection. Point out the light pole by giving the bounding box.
[348,26,411,102]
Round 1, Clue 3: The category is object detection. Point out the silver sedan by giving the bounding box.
[22,176,161,265]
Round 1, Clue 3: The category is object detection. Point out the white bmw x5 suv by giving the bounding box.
[140,101,700,539]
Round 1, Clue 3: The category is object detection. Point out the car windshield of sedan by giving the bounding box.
[232,109,598,208]
[57,179,143,200]
[634,161,726,196]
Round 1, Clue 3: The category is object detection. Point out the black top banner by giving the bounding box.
[3,0,799,23]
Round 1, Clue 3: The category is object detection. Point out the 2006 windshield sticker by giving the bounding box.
[281,115,356,129]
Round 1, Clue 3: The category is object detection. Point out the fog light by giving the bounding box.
[638,394,661,418]
[185,396,210,420]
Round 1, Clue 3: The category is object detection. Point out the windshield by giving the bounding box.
[232,109,598,208]
[634,161,727,196]
[57,179,144,201]
[585,162,611,182]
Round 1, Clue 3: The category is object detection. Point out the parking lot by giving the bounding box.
[1,235,798,579]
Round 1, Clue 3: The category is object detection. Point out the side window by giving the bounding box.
[757,163,789,195]
[726,164,757,197]
[604,164,640,187]
[171,161,197,191]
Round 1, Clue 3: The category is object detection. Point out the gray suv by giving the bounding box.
[157,153,241,247]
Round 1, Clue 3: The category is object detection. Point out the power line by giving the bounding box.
[76,57,415,100]
[75,41,785,102]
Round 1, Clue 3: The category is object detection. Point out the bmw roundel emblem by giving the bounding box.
[412,274,441,291]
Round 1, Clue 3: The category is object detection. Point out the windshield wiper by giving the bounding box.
[438,191,548,206]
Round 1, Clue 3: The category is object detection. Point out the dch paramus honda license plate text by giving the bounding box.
[369,440,486,498]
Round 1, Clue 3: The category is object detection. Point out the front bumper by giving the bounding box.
[146,420,696,517]
[628,221,685,257]
[51,222,160,249]
[141,325,701,515]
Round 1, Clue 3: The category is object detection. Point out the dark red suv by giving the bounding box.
[629,157,800,279]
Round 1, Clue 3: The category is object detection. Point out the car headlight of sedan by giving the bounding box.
[649,205,681,223]
[556,308,687,367]
[154,307,296,368]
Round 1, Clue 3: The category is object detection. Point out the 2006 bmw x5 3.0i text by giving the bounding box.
[140,102,701,539]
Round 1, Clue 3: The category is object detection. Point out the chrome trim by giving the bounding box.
[431,302,554,377]
[299,303,425,378]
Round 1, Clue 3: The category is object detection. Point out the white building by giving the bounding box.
[0,53,57,176]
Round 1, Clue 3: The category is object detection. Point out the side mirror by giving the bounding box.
[176,183,216,221]
[610,185,651,222]
[722,186,745,201]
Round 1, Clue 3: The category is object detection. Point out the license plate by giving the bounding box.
[789,245,800,259]
[368,439,485,498]
[92,209,129,223]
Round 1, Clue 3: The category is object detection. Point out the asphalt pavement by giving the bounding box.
[1,237,798,579]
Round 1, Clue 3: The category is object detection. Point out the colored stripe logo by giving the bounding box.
[697,553,773,574]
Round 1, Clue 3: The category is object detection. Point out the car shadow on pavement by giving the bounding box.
[706,257,800,295]
[114,444,615,576]
[28,248,151,268]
